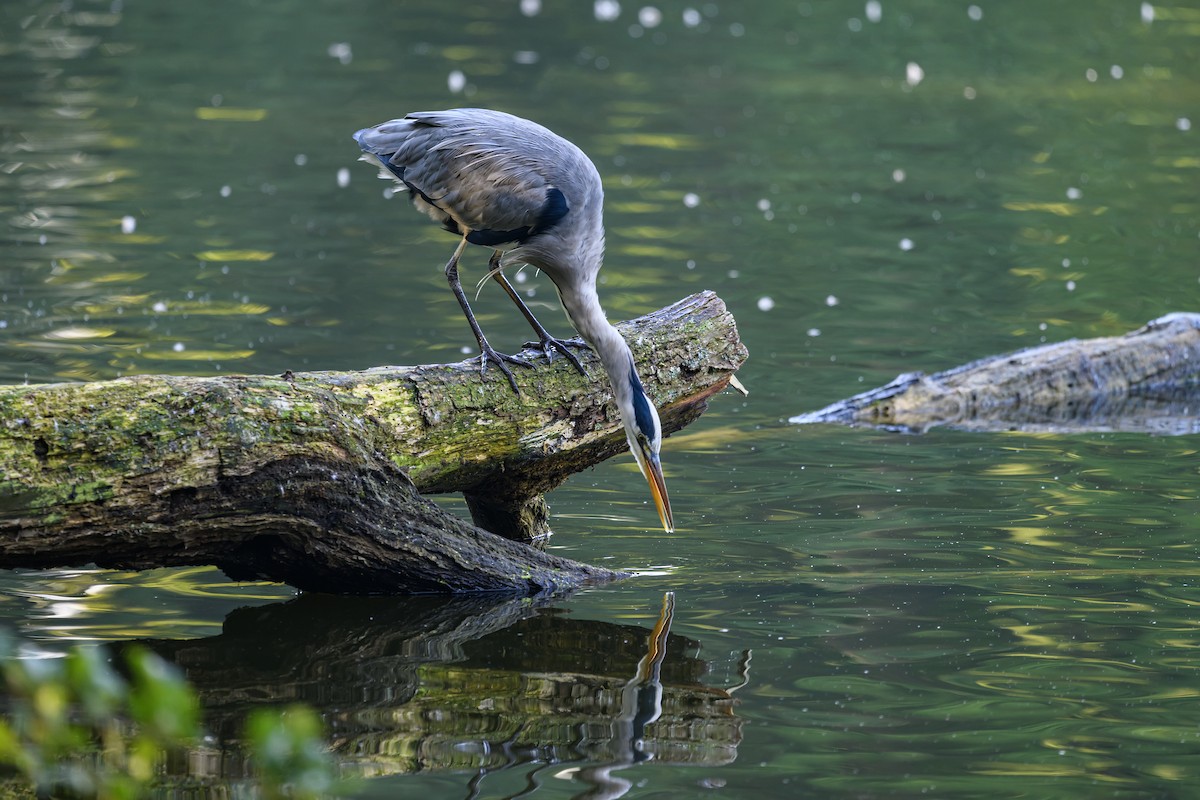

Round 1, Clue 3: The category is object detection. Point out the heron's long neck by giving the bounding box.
[563,283,637,397]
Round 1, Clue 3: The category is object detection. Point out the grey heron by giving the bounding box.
[353,108,673,533]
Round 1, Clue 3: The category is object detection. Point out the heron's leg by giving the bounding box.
[444,237,531,394]
[488,251,589,377]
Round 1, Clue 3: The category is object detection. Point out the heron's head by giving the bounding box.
[617,363,674,534]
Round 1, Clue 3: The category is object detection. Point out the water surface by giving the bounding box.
[2,0,1199,797]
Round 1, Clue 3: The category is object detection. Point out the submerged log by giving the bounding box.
[793,312,1200,435]
[0,292,746,594]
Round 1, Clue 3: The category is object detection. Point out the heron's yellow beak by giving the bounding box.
[641,448,674,534]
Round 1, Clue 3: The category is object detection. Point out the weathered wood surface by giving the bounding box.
[793,312,1200,435]
[0,292,746,594]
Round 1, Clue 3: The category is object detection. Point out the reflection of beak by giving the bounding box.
[635,443,674,533]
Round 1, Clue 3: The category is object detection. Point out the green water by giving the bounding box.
[3,0,1200,796]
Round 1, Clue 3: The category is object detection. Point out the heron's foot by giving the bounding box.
[477,342,533,394]
[524,335,590,377]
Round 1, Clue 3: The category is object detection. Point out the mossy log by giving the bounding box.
[0,291,746,594]
[793,312,1200,434]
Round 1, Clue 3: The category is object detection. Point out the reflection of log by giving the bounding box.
[135,594,743,786]
[0,292,746,594]
[793,313,1200,434]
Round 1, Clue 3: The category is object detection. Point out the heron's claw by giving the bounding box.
[477,342,533,394]
[524,336,590,377]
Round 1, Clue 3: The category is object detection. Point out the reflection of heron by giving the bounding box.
[444,591,744,800]
[353,109,672,533]
[569,591,676,800]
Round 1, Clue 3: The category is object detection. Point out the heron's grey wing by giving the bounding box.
[379,111,571,243]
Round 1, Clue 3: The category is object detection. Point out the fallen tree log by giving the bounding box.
[792,312,1200,435]
[0,291,746,594]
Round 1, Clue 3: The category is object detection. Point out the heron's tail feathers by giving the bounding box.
[357,153,408,186]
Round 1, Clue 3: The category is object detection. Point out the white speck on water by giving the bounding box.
[1039,322,1048,331]
[757,296,775,312]
[38,234,47,245]
[847,17,862,32]
[1066,280,1077,291]
[172,342,185,352]
[515,271,528,284]
[1110,64,1124,79]
[448,70,466,93]
[756,198,771,212]
[683,192,700,208]
[899,238,914,251]
[850,192,861,203]
[905,61,924,86]
[460,345,473,355]
[807,327,821,337]
[686,259,696,270]
[514,50,539,64]
[638,6,662,27]
[1141,2,1154,23]
[892,168,906,182]
[1178,117,1192,132]
[336,167,351,188]
[1062,258,1071,267]
[520,0,541,16]
[683,7,701,27]
[120,215,136,234]
[594,0,620,21]
[728,269,740,279]
[1086,68,1098,82]
[294,154,308,167]
[964,86,977,99]
[327,42,352,64]
[152,301,168,313]
[967,4,982,20]
[219,185,232,197]
[825,294,839,307]
[729,22,745,36]
[865,1,882,23]
[1066,187,1082,200]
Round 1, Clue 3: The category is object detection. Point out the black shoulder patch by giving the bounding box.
[628,363,657,440]
[467,226,530,246]
[533,187,570,235]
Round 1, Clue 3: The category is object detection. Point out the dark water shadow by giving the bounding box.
[123,591,744,797]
